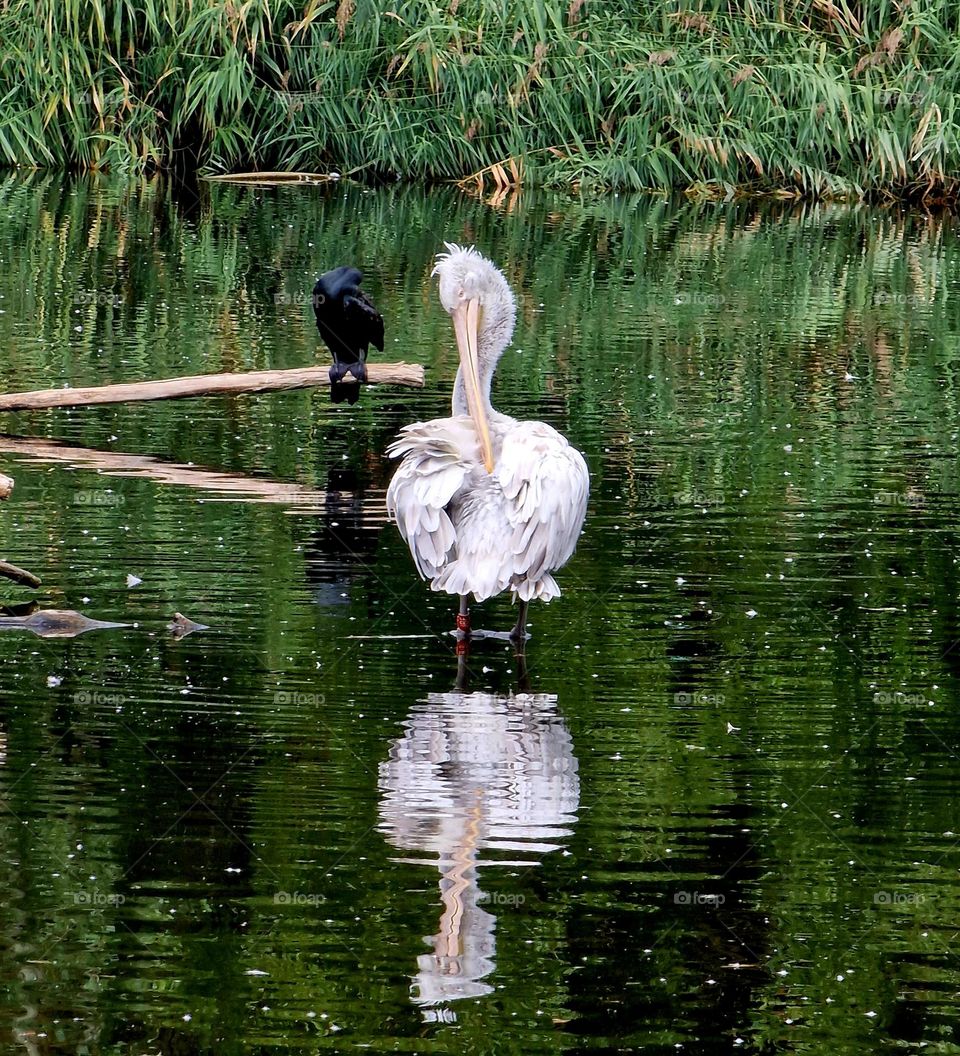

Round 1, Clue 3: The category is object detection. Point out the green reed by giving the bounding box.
[1,1,958,198]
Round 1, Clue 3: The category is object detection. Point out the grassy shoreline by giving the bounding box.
[1,1,958,200]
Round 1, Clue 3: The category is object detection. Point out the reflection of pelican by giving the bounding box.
[387,245,589,641]
[378,691,579,1009]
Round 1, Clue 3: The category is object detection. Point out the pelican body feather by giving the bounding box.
[386,245,589,611]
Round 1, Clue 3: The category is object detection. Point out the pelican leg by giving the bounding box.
[509,600,529,644]
[456,595,471,637]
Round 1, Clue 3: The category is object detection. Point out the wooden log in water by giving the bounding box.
[0,473,12,499]
[0,363,423,413]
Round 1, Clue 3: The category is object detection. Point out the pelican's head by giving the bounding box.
[433,244,516,472]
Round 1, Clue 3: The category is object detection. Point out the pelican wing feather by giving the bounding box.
[386,417,477,581]
[495,421,590,601]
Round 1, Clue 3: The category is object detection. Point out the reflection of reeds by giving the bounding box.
[0,2,958,198]
[1,172,957,556]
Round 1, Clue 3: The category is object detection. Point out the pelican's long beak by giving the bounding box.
[452,297,494,472]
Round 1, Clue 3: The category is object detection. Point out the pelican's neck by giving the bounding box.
[451,300,515,421]
[452,359,495,419]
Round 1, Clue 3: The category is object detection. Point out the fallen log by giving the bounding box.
[0,473,11,499]
[0,362,423,413]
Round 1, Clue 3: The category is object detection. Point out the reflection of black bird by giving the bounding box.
[303,469,384,608]
[312,266,384,404]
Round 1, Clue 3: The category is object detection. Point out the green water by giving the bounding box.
[1,175,960,1054]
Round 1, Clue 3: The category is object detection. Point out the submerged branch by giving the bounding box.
[0,436,364,512]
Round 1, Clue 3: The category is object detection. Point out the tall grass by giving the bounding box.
[1,1,959,198]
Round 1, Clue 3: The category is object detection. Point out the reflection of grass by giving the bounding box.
[2,172,958,634]
[0,177,959,1052]
[1,2,959,198]
[1,173,958,447]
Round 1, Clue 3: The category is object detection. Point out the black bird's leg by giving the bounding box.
[328,361,366,404]
[328,360,368,385]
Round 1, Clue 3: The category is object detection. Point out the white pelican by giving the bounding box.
[386,244,589,641]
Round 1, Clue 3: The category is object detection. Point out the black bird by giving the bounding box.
[312,266,384,404]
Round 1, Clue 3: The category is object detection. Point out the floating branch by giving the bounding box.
[0,363,423,413]
[205,171,340,185]
[0,475,35,587]
[0,560,40,588]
